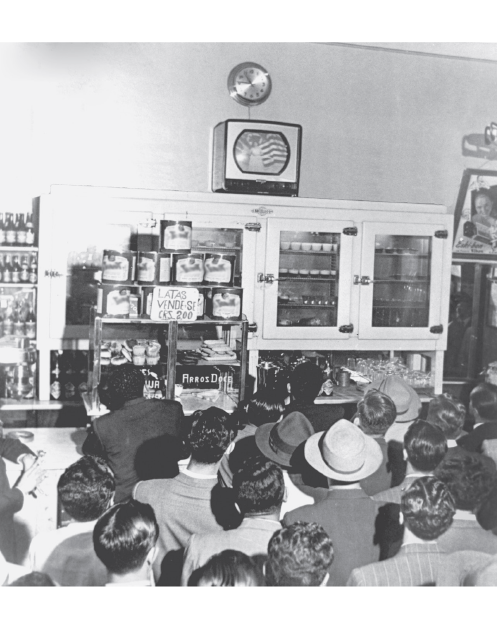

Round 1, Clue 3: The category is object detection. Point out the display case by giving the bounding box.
[85,310,248,417]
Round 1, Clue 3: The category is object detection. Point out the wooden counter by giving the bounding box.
[4,427,86,565]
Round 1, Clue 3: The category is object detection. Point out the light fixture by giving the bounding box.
[484,122,497,144]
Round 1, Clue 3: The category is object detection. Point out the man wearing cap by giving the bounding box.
[254,411,328,517]
[283,419,390,586]
[347,477,456,586]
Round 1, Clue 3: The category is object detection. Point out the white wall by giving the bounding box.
[3,42,497,209]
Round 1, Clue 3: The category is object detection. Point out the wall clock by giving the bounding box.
[227,62,272,107]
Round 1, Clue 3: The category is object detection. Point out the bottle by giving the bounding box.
[4,214,15,246]
[3,305,13,335]
[0,419,3,438]
[25,213,35,246]
[0,255,4,283]
[13,302,24,336]
[16,214,27,246]
[11,255,21,283]
[0,213,5,246]
[19,255,29,283]
[50,353,62,400]
[2,255,12,283]
[28,255,37,284]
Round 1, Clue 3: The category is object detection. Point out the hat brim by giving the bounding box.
[364,382,421,423]
[304,430,383,481]
[254,422,292,467]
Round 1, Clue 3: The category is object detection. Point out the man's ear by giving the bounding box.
[399,511,404,526]
[353,416,361,427]
[320,572,330,587]
[283,487,288,503]
[402,448,408,461]
[147,545,158,566]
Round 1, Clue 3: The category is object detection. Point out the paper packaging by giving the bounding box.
[160,220,192,253]
[101,250,137,285]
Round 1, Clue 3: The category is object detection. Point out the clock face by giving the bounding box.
[228,62,272,107]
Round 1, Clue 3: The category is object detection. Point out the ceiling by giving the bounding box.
[333,43,497,63]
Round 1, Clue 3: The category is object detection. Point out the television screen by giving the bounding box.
[234,130,290,175]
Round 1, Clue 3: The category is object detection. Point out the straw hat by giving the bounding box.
[255,411,314,467]
[304,419,383,481]
[365,374,421,423]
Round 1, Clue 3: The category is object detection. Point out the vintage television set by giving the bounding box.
[212,119,302,197]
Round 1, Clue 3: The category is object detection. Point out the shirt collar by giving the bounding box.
[105,580,152,586]
[447,440,458,448]
[400,542,440,552]
[453,510,477,521]
[181,468,218,480]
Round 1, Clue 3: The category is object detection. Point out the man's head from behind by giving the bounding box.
[232,456,285,517]
[289,362,323,404]
[426,394,466,440]
[470,382,497,423]
[242,390,286,427]
[266,521,333,586]
[404,420,447,472]
[188,406,234,465]
[356,389,397,436]
[434,453,496,512]
[93,498,159,577]
[57,455,115,522]
[401,476,455,541]
[104,364,145,410]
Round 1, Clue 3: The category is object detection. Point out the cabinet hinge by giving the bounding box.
[339,324,354,333]
[252,207,273,217]
[434,230,448,239]
[343,227,358,236]
[245,222,261,232]
[430,325,444,334]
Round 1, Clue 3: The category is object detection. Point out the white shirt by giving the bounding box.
[281,471,315,517]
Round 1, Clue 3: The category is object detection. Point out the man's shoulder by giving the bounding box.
[134,477,178,500]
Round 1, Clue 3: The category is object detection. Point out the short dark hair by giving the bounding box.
[290,362,323,404]
[188,407,234,464]
[266,521,334,586]
[426,394,466,439]
[401,477,456,541]
[470,383,497,422]
[104,365,145,410]
[357,390,397,435]
[9,571,56,586]
[57,455,115,522]
[191,550,263,587]
[232,457,285,516]
[93,498,159,576]
[404,420,447,471]
[434,453,496,511]
[241,391,286,428]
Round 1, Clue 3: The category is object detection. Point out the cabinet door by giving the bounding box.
[45,199,154,340]
[261,218,355,339]
[357,222,447,340]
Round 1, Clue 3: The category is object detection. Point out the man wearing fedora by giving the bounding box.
[283,419,389,586]
[180,457,284,585]
[254,411,328,517]
[347,477,456,586]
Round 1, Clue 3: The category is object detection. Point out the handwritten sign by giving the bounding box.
[150,287,198,321]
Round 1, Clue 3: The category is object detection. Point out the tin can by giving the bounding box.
[203,254,236,286]
[141,286,155,319]
[160,220,192,253]
[101,250,136,285]
[97,285,141,318]
[136,252,158,285]
[196,287,207,320]
[157,253,171,285]
[207,287,243,321]
[172,253,204,285]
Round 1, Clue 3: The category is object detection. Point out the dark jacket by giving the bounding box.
[282,401,344,433]
[0,436,33,562]
[457,422,497,454]
[83,397,185,502]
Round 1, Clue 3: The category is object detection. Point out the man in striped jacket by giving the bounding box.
[347,476,455,586]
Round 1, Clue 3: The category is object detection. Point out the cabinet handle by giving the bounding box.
[44,270,64,278]
[339,324,354,333]
[257,273,277,284]
[353,275,374,285]
[430,325,444,334]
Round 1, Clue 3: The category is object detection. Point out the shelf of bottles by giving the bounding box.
[277,231,339,327]
[49,350,89,402]
[372,235,431,328]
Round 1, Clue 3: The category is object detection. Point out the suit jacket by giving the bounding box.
[347,543,443,586]
[457,422,497,454]
[360,436,396,496]
[436,514,497,555]
[372,474,422,505]
[435,550,493,586]
[284,487,390,586]
[134,472,224,581]
[0,436,33,562]
[283,401,345,434]
[181,517,281,585]
[83,397,185,502]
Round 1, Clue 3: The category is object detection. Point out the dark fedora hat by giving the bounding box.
[255,411,314,467]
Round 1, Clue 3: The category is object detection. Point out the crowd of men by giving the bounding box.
[2,361,497,586]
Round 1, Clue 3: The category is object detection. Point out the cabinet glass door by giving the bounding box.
[358,222,446,340]
[262,218,354,339]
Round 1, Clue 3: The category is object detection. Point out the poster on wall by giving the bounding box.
[453,168,497,260]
